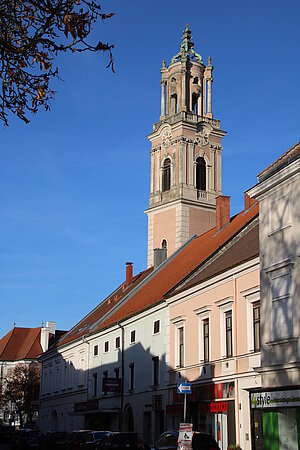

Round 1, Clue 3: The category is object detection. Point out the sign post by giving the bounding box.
[177,383,191,422]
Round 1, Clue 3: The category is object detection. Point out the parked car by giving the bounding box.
[84,431,111,449]
[96,432,144,450]
[12,429,41,449]
[42,431,69,449]
[68,430,93,449]
[152,431,220,450]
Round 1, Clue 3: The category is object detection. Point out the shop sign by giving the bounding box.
[251,389,300,409]
[102,377,121,393]
[74,399,98,413]
[198,401,227,413]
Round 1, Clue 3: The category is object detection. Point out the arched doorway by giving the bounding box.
[123,404,134,431]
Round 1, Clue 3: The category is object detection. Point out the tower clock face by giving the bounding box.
[196,127,209,146]
[162,129,172,148]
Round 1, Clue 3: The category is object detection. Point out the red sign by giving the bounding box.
[102,377,121,393]
[198,402,227,413]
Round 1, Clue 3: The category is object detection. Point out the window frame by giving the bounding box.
[215,297,234,359]
[130,329,136,344]
[153,319,160,335]
[194,306,211,364]
[93,344,99,357]
[162,158,171,192]
[104,340,109,353]
[115,335,121,350]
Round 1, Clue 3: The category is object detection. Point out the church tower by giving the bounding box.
[145,25,226,267]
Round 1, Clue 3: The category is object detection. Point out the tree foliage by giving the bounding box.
[0,363,41,428]
[0,0,114,125]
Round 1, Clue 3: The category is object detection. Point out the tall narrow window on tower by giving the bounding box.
[196,157,206,191]
[192,93,198,115]
[162,158,171,192]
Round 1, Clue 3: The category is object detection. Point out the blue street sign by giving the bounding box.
[177,383,192,394]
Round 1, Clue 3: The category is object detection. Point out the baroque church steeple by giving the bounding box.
[145,25,226,267]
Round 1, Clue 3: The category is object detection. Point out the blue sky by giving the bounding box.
[1,0,299,337]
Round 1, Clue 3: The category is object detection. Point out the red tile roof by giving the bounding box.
[56,267,153,348]
[258,140,300,181]
[0,327,43,361]
[96,202,259,332]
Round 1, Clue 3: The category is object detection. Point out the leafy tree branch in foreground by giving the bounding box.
[0,0,114,125]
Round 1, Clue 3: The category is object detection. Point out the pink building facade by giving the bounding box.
[165,210,261,450]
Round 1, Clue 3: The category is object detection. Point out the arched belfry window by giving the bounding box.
[161,239,167,250]
[162,158,171,192]
[196,157,206,191]
[192,93,198,115]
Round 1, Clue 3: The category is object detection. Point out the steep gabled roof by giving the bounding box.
[96,202,259,331]
[0,327,42,361]
[55,267,153,348]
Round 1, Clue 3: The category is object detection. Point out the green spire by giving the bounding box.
[171,24,203,64]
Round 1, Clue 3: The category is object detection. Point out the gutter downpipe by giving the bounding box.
[233,275,240,447]
[118,322,125,431]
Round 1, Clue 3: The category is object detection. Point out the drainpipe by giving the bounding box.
[117,322,125,431]
[233,275,240,446]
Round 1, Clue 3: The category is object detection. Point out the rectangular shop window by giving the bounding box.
[114,367,120,379]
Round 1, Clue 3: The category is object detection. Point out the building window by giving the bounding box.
[130,330,136,344]
[152,356,159,386]
[270,268,293,340]
[192,93,198,114]
[161,239,167,250]
[162,158,171,192]
[253,301,261,352]
[196,157,206,191]
[104,340,109,353]
[114,367,120,379]
[129,363,134,391]
[153,320,160,335]
[203,318,210,363]
[93,372,98,397]
[93,345,98,356]
[178,327,184,368]
[115,336,121,349]
[225,311,233,358]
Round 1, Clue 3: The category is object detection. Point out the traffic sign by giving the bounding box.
[177,383,192,394]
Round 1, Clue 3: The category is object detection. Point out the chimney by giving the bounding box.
[126,262,133,287]
[244,192,257,210]
[216,195,230,231]
[153,248,167,270]
[40,327,49,352]
[46,321,56,335]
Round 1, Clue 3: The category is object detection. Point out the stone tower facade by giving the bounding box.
[145,26,226,267]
